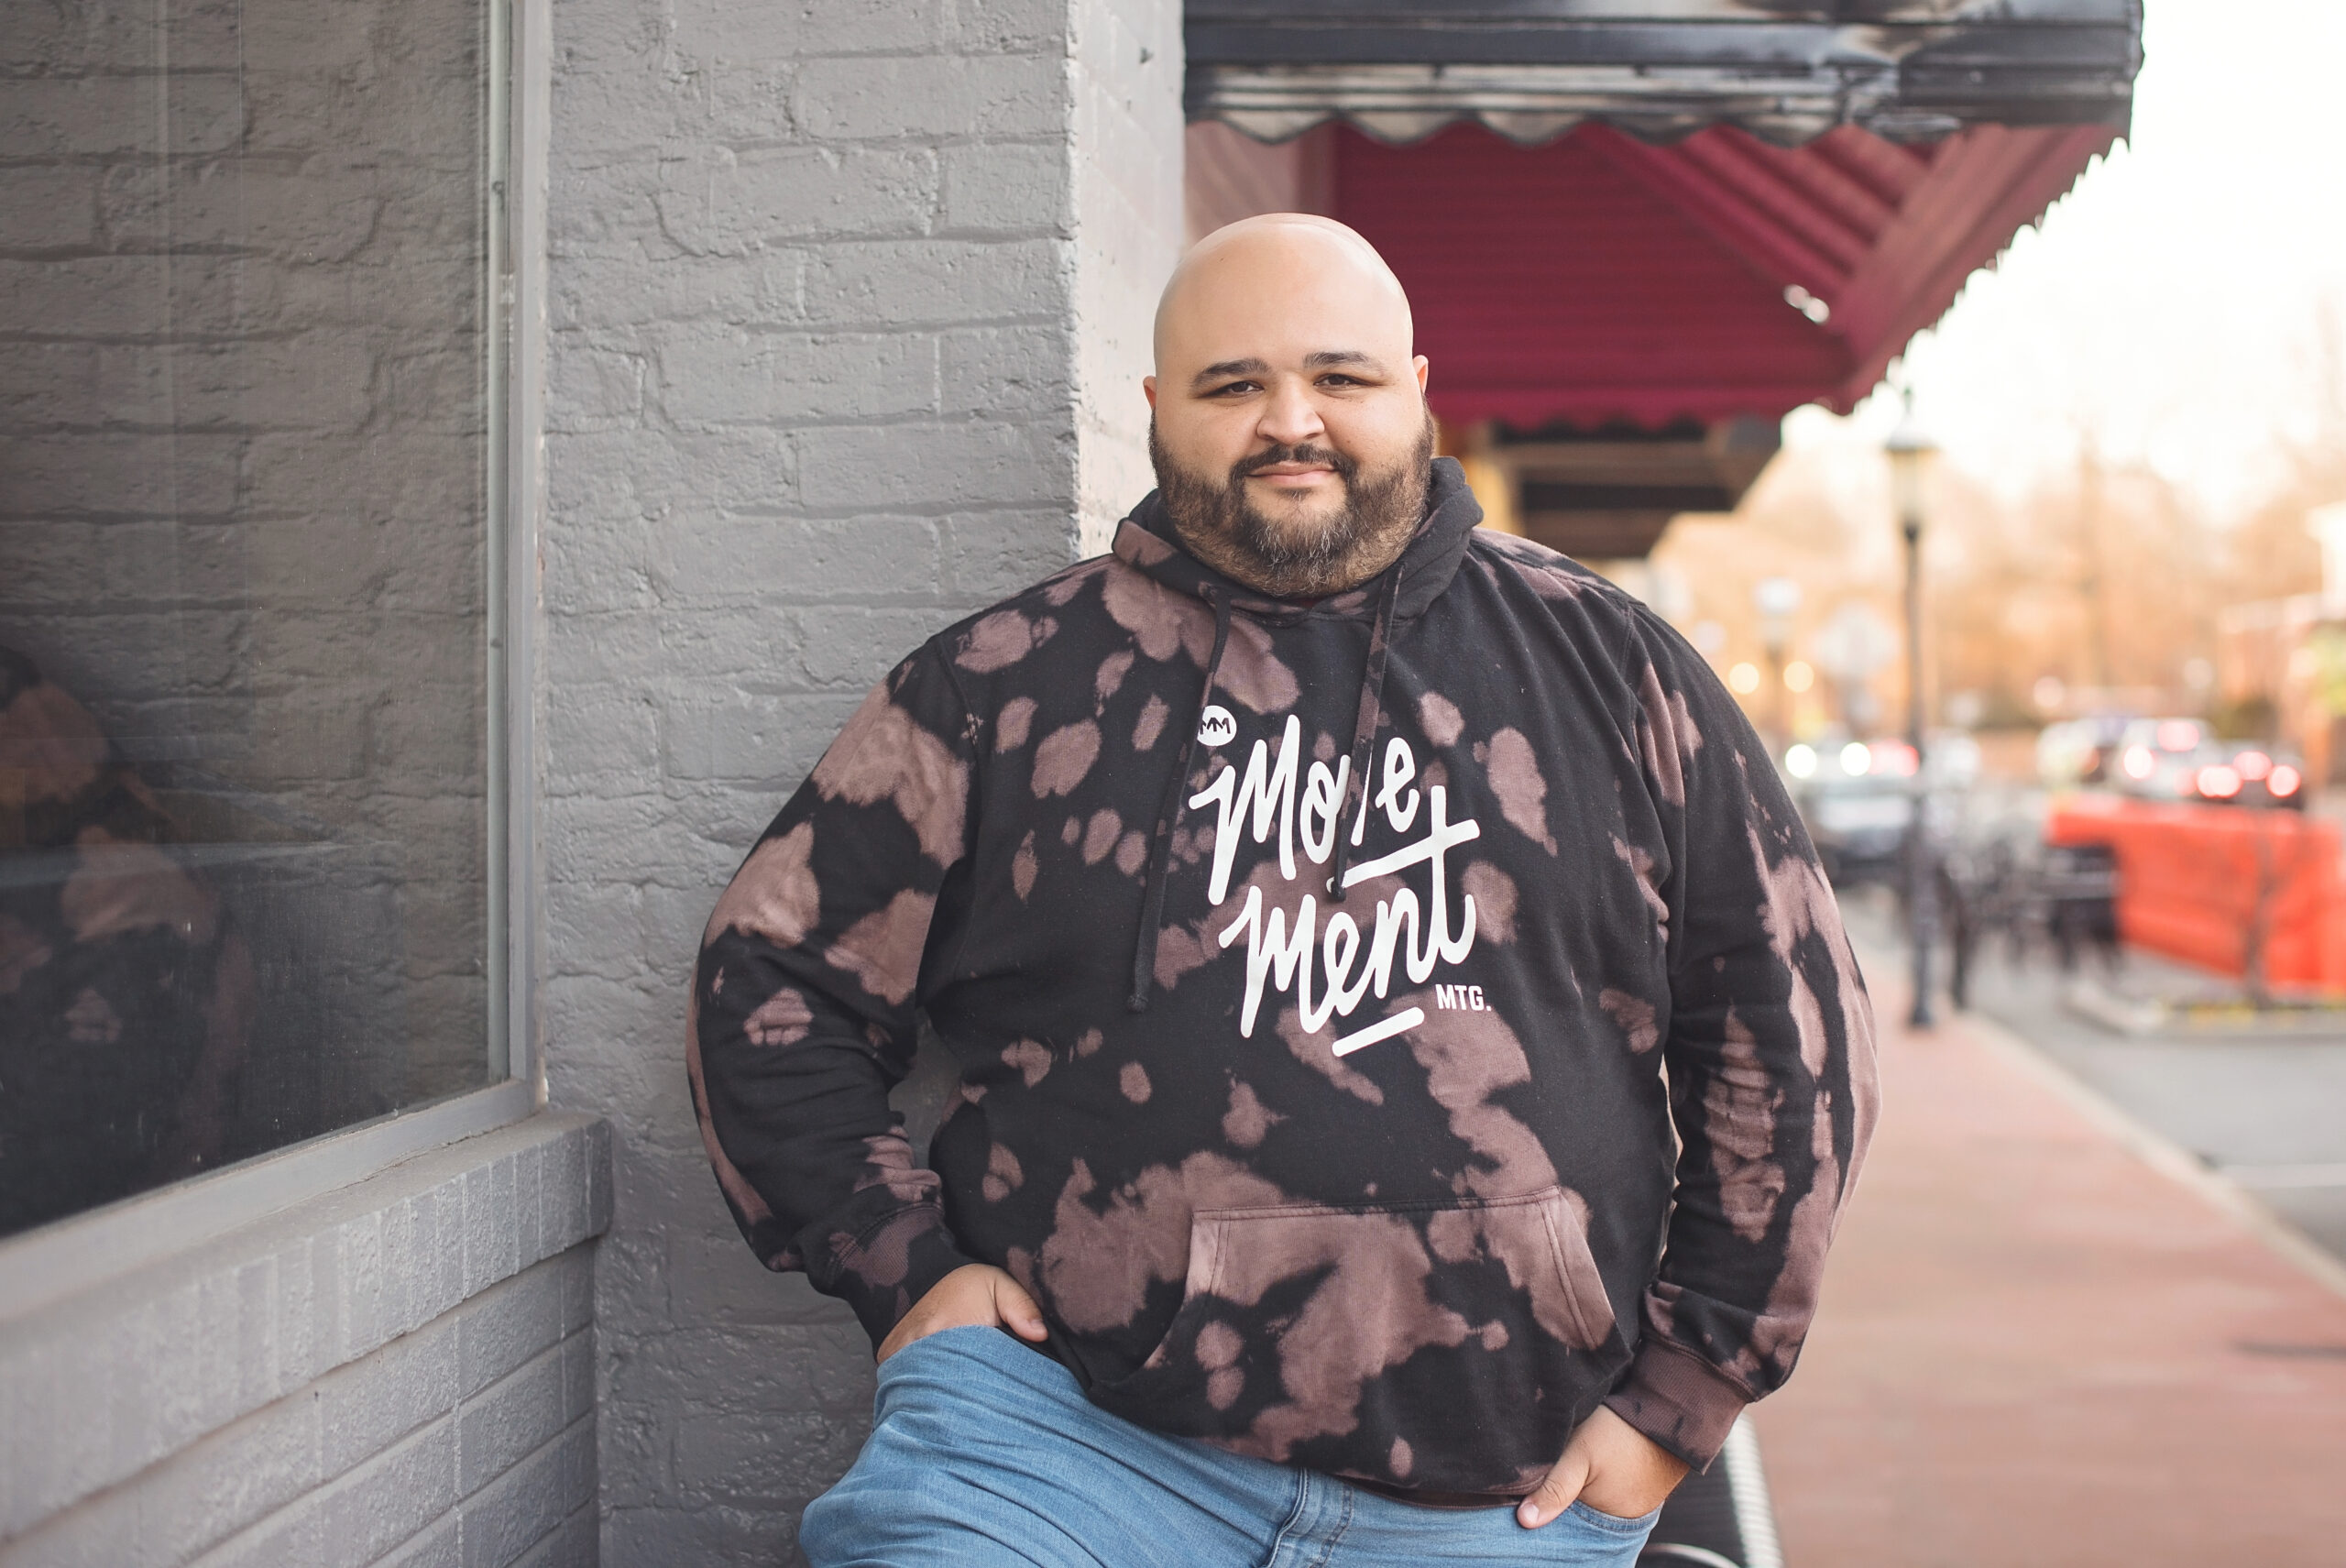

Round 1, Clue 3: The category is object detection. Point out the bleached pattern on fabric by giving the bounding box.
[691,461,1876,1491]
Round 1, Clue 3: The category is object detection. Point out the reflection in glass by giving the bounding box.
[1,0,498,1235]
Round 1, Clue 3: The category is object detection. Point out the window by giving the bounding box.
[1,0,510,1237]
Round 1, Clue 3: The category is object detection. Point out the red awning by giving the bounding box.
[1329,118,2117,431]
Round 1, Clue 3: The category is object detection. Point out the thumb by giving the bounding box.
[1517,1441,1592,1530]
[991,1271,1049,1341]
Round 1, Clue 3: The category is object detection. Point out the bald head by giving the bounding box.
[1142,215,1433,598]
[1154,214,1415,378]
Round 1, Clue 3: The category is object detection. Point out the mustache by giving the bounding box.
[1232,444,1360,487]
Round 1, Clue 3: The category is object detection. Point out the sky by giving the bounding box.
[1792,0,2346,517]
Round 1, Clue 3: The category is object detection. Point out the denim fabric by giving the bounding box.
[800,1326,1660,1568]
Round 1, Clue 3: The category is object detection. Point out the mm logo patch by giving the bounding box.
[1196,705,1237,747]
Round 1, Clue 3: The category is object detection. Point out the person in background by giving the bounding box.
[0,645,255,1236]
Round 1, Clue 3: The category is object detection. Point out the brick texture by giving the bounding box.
[0,1116,612,1568]
[539,0,1184,1559]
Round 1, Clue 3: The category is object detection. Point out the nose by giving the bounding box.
[1255,376,1326,449]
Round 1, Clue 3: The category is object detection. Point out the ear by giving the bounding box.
[1143,375,1158,410]
[1412,356,1430,394]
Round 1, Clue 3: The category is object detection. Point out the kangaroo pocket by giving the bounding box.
[1086,1185,1628,1496]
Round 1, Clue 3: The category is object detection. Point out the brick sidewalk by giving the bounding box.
[1750,1002,2346,1568]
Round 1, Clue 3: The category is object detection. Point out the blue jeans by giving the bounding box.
[801,1326,1659,1567]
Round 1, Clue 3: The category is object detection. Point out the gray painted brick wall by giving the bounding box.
[540,0,1184,1558]
[1,0,501,1127]
[0,1115,613,1568]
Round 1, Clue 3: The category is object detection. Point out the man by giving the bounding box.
[690,215,1878,1565]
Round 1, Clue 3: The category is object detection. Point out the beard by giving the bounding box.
[1149,413,1436,598]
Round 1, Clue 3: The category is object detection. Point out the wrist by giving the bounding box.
[807,1206,979,1353]
[1603,1339,1750,1471]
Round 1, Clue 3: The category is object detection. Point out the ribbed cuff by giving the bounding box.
[1602,1338,1751,1471]
[808,1204,980,1354]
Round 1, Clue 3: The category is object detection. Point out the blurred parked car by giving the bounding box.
[2108,718,2306,810]
[2105,717,2209,800]
[1783,729,1974,886]
[2187,741,2307,810]
[2036,714,2134,786]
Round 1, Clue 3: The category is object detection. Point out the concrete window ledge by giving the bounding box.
[0,1113,612,1568]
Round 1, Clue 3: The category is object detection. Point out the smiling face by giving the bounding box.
[1146,215,1434,598]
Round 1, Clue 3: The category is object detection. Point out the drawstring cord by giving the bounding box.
[1125,558,1400,1006]
[1328,564,1403,901]
[1127,587,1233,1012]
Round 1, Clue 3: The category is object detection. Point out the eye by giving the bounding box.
[1207,379,1261,397]
[1317,373,1365,389]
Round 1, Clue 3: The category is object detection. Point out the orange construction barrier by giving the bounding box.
[2045,795,2346,992]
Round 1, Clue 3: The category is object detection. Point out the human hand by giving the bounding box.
[1516,1405,1691,1529]
[874,1263,1049,1364]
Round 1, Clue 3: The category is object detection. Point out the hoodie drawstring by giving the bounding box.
[1124,562,1402,1007]
[1127,586,1233,1012]
[1328,564,1403,900]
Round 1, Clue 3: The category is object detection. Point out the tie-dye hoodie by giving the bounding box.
[690,458,1877,1497]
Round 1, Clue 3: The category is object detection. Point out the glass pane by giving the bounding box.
[0,0,499,1237]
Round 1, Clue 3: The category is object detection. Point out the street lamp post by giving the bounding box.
[1754,576,1802,757]
[1887,390,1939,1029]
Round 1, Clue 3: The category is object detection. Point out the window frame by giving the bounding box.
[0,0,552,1314]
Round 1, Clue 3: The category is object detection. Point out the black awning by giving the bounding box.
[1185,2,2143,146]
